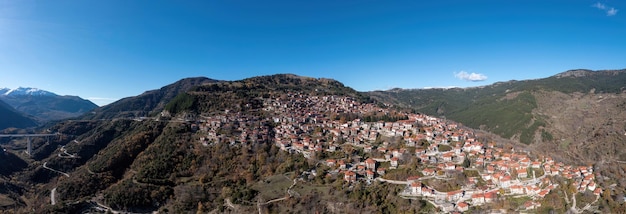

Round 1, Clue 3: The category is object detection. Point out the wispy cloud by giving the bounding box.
[607,7,619,16]
[593,2,607,10]
[454,71,488,82]
[593,2,619,16]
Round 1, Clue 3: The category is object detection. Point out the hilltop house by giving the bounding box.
[365,158,376,170]
[410,182,422,195]
[391,157,399,169]
[344,171,356,182]
[472,193,485,205]
[457,202,469,212]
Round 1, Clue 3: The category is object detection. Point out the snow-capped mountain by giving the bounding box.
[0,86,98,122]
[1,87,57,97]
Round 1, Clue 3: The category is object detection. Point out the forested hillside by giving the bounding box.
[369,69,626,145]
[2,74,422,213]
[0,99,37,130]
[2,73,625,213]
[84,77,219,120]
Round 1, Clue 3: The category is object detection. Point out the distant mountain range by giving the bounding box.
[0,87,98,128]
[1,70,625,213]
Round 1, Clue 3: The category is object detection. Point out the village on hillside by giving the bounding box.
[192,92,601,213]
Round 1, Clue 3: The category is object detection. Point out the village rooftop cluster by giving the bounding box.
[193,92,600,212]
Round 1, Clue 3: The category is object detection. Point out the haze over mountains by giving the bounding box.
[0,69,625,213]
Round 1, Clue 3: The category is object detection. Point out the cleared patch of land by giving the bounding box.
[251,174,293,200]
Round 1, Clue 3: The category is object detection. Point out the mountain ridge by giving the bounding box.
[380,69,625,93]
[1,87,58,97]
[0,99,38,130]
[554,68,625,78]
[11,74,387,213]
[84,77,220,120]
[370,68,626,141]
[1,72,625,213]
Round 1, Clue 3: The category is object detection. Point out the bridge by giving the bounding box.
[0,133,60,156]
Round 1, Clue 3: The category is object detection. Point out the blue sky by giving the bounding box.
[1,0,625,106]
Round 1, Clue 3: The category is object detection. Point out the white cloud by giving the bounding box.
[454,71,488,82]
[593,2,607,10]
[593,2,619,16]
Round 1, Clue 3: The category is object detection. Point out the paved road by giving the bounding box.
[58,146,77,158]
[90,200,124,214]
[570,193,578,214]
[43,162,70,177]
[376,178,409,185]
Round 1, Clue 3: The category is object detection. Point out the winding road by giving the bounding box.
[567,192,601,214]
[58,146,77,158]
[42,162,70,177]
